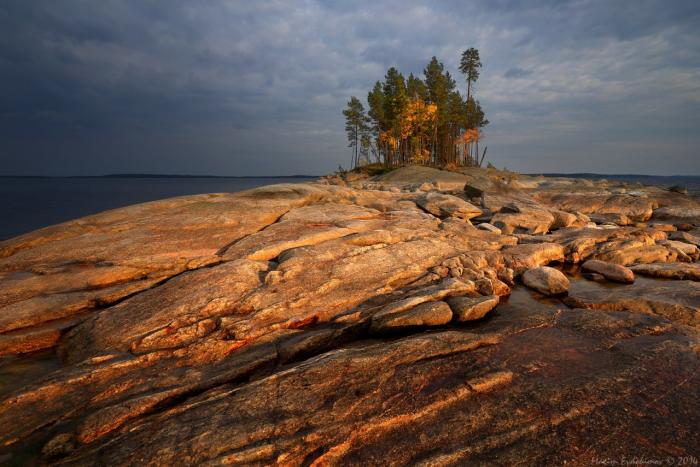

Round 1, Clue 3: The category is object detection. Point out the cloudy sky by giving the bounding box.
[1,0,699,176]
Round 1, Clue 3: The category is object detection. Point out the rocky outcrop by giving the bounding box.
[1,166,700,464]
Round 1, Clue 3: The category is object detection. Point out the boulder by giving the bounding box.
[581,260,634,284]
[447,295,499,322]
[502,243,566,274]
[474,277,511,297]
[416,192,482,220]
[549,209,577,230]
[370,300,453,333]
[491,209,554,235]
[593,244,676,266]
[522,267,570,295]
[369,278,475,326]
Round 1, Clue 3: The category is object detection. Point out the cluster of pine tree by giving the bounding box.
[343,49,488,169]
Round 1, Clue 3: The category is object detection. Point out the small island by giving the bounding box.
[1,163,699,464]
[342,50,488,169]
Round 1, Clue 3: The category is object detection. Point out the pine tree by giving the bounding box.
[367,81,385,163]
[342,96,369,168]
[459,48,482,128]
[381,67,408,165]
[407,73,428,100]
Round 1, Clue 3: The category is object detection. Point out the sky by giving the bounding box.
[1,0,699,176]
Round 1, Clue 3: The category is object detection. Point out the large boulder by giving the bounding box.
[502,243,566,274]
[549,209,578,230]
[582,260,635,283]
[593,244,677,266]
[522,266,570,295]
[491,208,554,235]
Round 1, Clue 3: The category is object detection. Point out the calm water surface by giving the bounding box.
[0,177,314,241]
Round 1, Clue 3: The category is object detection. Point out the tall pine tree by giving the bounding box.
[342,96,369,168]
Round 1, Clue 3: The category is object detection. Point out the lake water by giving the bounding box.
[0,177,314,241]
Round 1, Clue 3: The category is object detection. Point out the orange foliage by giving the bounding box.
[399,99,437,139]
[379,131,398,151]
[456,128,480,145]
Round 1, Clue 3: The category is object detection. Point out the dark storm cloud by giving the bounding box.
[1,0,699,175]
